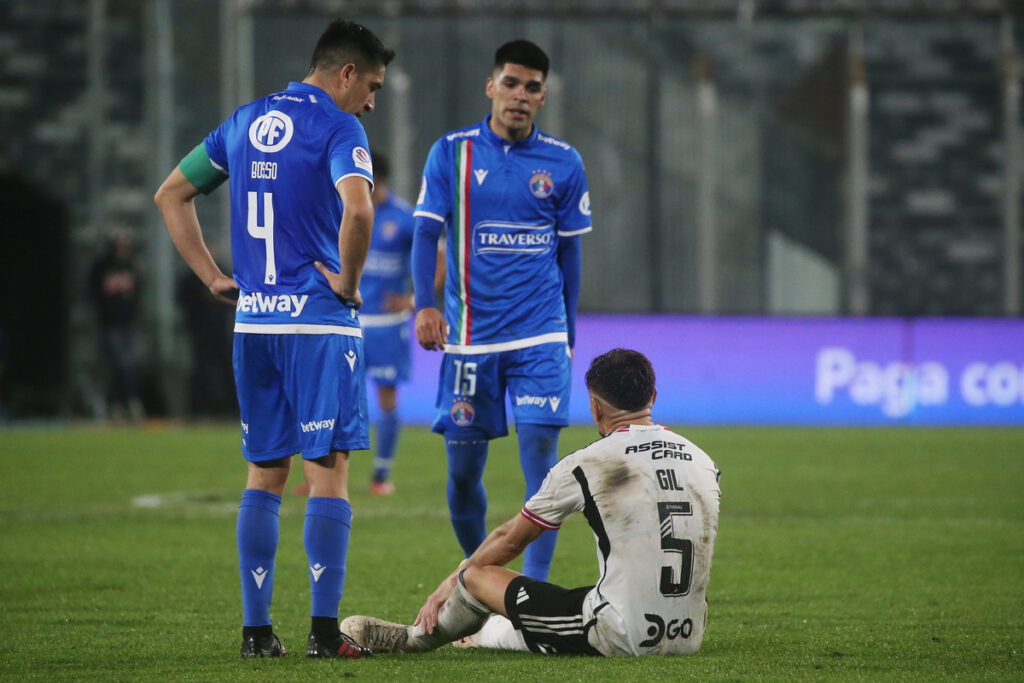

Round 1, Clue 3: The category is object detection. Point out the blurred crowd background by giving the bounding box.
[0,0,1020,420]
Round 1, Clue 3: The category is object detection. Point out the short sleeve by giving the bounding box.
[520,455,585,530]
[204,123,229,175]
[414,138,451,224]
[327,115,374,189]
[556,150,591,237]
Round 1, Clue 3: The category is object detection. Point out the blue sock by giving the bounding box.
[518,424,561,581]
[304,497,352,619]
[373,408,400,482]
[237,489,281,627]
[445,437,489,556]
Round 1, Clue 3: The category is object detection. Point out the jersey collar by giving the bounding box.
[285,82,335,110]
[480,115,539,148]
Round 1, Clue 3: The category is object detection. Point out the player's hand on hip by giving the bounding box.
[314,260,362,310]
[415,307,447,351]
[414,571,458,634]
[208,275,239,306]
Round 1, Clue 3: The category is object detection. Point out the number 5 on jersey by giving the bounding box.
[247,191,277,284]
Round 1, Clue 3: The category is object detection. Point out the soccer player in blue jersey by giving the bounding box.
[358,149,444,495]
[153,19,394,660]
[412,40,591,582]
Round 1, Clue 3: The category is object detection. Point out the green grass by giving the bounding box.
[1,424,1022,680]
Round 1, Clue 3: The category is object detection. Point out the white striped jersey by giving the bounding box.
[522,424,721,656]
[414,117,591,347]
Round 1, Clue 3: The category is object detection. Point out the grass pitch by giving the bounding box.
[0,424,1021,680]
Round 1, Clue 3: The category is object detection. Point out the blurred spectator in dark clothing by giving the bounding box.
[89,231,144,422]
[178,263,235,418]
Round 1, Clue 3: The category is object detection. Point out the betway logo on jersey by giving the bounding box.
[446,128,480,142]
[473,221,553,255]
[300,418,335,433]
[515,395,562,413]
[237,292,309,318]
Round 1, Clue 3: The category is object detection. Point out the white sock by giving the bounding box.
[472,614,528,650]
[409,572,490,651]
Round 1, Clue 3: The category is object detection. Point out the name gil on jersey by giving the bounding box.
[625,440,693,461]
[237,292,309,318]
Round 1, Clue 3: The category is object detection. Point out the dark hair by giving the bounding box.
[585,349,656,412]
[309,19,395,75]
[370,147,390,181]
[494,39,549,78]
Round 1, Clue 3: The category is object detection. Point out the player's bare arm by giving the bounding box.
[153,167,238,305]
[415,514,543,633]
[316,175,374,309]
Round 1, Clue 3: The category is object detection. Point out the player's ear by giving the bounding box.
[485,76,495,100]
[339,62,357,88]
[650,387,657,407]
[589,392,603,424]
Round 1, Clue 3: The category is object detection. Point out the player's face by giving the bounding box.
[337,63,386,117]
[486,63,546,141]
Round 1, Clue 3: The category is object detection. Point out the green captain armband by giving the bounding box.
[179,143,228,194]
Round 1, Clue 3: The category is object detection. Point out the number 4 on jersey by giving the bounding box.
[247,191,277,284]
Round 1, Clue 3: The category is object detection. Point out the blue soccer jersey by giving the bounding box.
[415,117,591,348]
[203,81,374,332]
[360,191,415,319]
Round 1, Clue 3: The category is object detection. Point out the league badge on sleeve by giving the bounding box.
[352,146,373,174]
[529,170,554,198]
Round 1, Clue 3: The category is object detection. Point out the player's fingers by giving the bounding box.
[313,260,333,277]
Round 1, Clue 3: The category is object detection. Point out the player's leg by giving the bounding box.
[341,569,493,653]
[494,575,602,655]
[288,333,371,658]
[364,324,407,494]
[233,332,298,657]
[432,352,507,557]
[506,343,572,581]
[371,384,399,494]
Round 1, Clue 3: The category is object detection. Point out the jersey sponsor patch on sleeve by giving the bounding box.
[353,146,373,174]
[578,191,591,216]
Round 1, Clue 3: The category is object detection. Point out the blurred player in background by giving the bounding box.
[354,148,444,495]
[154,19,393,660]
[341,349,722,657]
[412,39,591,581]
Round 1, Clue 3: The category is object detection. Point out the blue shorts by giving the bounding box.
[363,322,411,387]
[431,342,572,439]
[233,333,369,462]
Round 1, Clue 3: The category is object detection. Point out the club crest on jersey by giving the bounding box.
[529,170,554,198]
[451,399,476,427]
[352,146,373,174]
[381,220,398,240]
[249,111,294,153]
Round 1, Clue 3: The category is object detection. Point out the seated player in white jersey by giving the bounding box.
[341,348,722,656]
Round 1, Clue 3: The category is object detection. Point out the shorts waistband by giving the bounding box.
[445,332,568,355]
[234,323,363,337]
